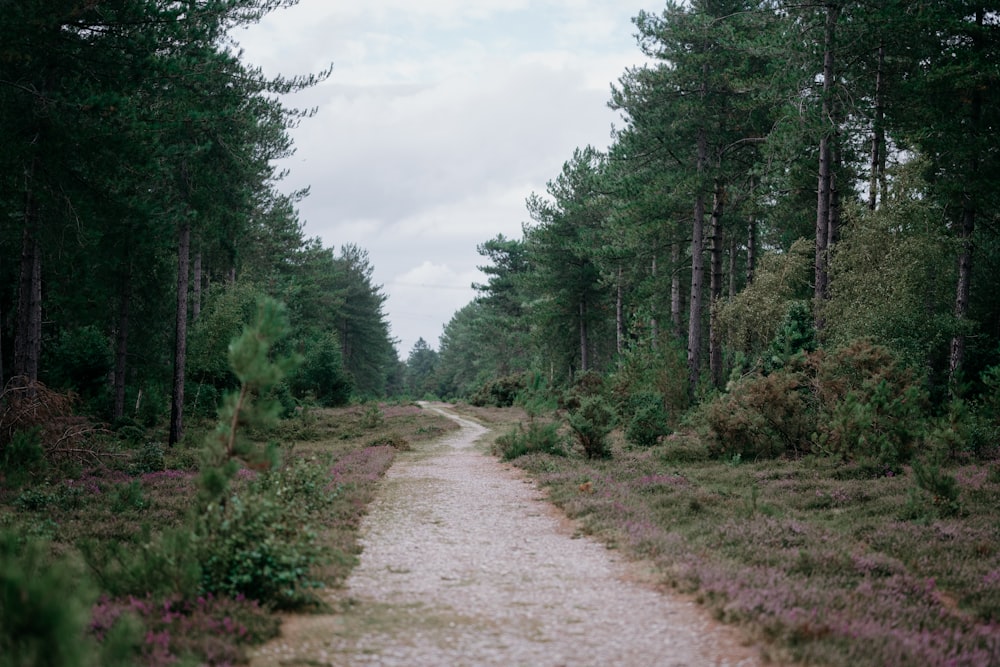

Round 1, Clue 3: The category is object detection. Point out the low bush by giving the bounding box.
[493,421,565,460]
[567,396,614,459]
[624,392,672,447]
[470,373,526,407]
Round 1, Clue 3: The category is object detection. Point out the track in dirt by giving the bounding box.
[251,404,764,667]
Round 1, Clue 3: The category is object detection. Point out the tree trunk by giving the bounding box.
[616,266,624,356]
[709,179,725,389]
[949,203,975,386]
[14,182,42,384]
[169,220,191,446]
[650,257,659,347]
[192,251,203,322]
[113,270,132,422]
[814,3,838,327]
[671,242,683,337]
[868,44,886,211]
[949,9,985,390]
[688,122,708,396]
[729,234,737,298]
[579,298,589,373]
[747,177,758,286]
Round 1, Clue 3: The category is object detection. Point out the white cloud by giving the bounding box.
[237,0,646,356]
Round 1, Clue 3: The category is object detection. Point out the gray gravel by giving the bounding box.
[251,405,767,667]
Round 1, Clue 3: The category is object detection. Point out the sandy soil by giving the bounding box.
[250,404,769,667]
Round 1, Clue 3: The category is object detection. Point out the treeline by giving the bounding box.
[0,1,399,442]
[424,1,1000,460]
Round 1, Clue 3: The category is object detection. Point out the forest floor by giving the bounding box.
[249,404,768,667]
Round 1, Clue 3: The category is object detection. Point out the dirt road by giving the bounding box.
[251,404,765,666]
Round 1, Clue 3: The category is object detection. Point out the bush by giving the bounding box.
[703,369,813,460]
[493,421,565,460]
[567,396,613,459]
[197,463,329,608]
[0,532,137,667]
[624,392,671,447]
[292,332,353,407]
[470,373,527,407]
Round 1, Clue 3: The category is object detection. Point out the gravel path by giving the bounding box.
[251,404,766,667]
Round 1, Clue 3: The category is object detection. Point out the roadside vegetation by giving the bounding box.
[457,361,1000,667]
[0,299,454,666]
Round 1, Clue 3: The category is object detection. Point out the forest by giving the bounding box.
[2,1,1000,665]
[422,0,1000,457]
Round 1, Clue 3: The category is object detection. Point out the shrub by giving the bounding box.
[470,373,526,407]
[493,421,565,460]
[703,369,814,460]
[0,532,138,667]
[197,460,331,608]
[624,392,671,447]
[567,396,613,459]
[291,332,353,407]
[808,340,927,467]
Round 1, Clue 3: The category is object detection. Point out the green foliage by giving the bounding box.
[292,331,353,407]
[717,239,814,361]
[703,369,813,460]
[566,396,614,459]
[201,296,298,501]
[624,392,672,447]
[609,337,689,420]
[359,402,385,429]
[704,340,929,466]
[0,533,137,667]
[493,421,565,460]
[197,465,329,608]
[908,456,963,519]
[470,372,527,407]
[0,429,46,486]
[764,301,816,372]
[45,325,113,399]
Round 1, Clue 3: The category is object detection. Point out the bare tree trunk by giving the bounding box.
[728,234,737,299]
[868,44,886,211]
[616,266,624,356]
[688,121,708,396]
[814,3,838,328]
[113,270,132,422]
[948,9,985,391]
[169,220,191,446]
[192,251,203,322]
[949,204,975,386]
[671,242,683,337]
[14,174,42,384]
[579,298,589,373]
[709,179,725,389]
[747,180,758,285]
[650,257,659,347]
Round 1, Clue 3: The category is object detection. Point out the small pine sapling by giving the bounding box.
[200,297,299,504]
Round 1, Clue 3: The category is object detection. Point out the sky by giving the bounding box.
[235,1,649,357]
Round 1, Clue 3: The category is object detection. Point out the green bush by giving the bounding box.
[494,421,565,460]
[197,461,330,608]
[46,325,113,398]
[1,428,46,486]
[470,373,526,407]
[624,392,671,447]
[0,533,137,667]
[292,332,353,407]
[567,396,613,459]
[703,369,813,460]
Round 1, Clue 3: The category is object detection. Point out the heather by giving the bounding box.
[485,420,1000,666]
[0,401,454,665]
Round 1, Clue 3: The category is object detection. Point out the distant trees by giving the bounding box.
[435,0,1000,417]
[0,1,398,437]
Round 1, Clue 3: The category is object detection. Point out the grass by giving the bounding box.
[454,404,1000,667]
[0,401,457,666]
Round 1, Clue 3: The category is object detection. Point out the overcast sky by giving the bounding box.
[236,1,647,357]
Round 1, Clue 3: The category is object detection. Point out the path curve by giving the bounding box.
[252,404,765,667]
